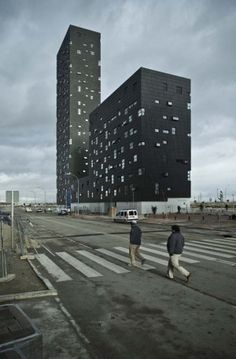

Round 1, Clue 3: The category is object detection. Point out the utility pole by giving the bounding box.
[11,190,14,250]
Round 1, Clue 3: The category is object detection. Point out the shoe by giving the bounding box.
[186,273,191,282]
[141,259,146,265]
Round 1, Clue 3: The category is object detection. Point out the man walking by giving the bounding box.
[129,220,145,267]
[166,225,191,282]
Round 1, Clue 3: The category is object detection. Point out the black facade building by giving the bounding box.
[79,67,191,207]
[56,25,101,205]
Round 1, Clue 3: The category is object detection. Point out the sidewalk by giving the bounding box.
[0,223,92,359]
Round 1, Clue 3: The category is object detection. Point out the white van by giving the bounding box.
[114,209,138,223]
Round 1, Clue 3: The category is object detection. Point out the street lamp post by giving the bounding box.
[66,172,79,214]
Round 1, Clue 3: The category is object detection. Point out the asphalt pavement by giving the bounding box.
[0,214,235,358]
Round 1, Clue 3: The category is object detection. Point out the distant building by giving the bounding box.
[6,191,19,204]
[79,67,191,213]
[56,25,101,205]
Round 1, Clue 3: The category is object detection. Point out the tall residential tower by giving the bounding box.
[79,67,191,213]
[56,25,101,205]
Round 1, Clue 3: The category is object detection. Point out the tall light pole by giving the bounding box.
[66,172,79,214]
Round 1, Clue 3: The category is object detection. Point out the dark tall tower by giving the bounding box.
[80,67,191,210]
[56,25,101,205]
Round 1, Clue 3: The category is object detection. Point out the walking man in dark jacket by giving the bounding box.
[166,225,191,281]
[129,220,145,267]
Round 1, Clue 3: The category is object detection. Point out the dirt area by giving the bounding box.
[0,223,46,296]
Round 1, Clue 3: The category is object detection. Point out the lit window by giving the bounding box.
[163,140,168,144]
[138,108,145,117]
[163,115,167,120]
[124,131,128,138]
[121,176,124,182]
[171,127,176,134]
[172,116,179,121]
[78,109,81,115]
[138,168,143,175]
[155,129,159,133]
[133,154,137,162]
[77,50,81,54]
[128,115,133,122]
[78,86,81,92]
[163,130,169,134]
[129,142,134,149]
[121,146,124,153]
[155,143,161,147]
[154,99,160,104]
[167,101,173,106]
[187,103,191,110]
[90,51,95,55]
[69,139,72,145]
[129,128,134,135]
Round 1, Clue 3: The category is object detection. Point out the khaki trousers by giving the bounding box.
[167,254,190,279]
[129,244,144,266]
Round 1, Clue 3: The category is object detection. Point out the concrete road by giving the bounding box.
[18,212,236,359]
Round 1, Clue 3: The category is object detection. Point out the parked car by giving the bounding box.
[113,209,138,223]
[58,208,69,216]
[36,208,43,212]
[25,207,32,213]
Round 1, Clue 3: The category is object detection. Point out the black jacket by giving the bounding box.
[167,232,185,255]
[130,223,142,245]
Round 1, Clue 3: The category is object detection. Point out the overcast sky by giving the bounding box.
[0,0,235,203]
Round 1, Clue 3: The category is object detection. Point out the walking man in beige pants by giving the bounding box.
[166,225,191,282]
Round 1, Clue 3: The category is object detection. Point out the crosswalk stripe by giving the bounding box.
[76,250,129,274]
[140,246,199,263]
[184,242,236,255]
[146,243,218,261]
[36,253,72,282]
[191,240,236,250]
[145,243,236,266]
[96,248,155,270]
[114,247,168,266]
[159,242,234,258]
[197,239,236,247]
[56,252,102,278]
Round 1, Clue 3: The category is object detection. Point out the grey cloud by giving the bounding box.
[0,0,235,201]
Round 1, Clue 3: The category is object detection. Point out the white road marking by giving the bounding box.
[184,242,236,255]
[114,247,168,266]
[36,253,72,282]
[146,243,236,265]
[96,248,155,270]
[193,239,236,248]
[57,252,103,278]
[76,250,129,274]
[158,242,234,258]
[140,246,199,263]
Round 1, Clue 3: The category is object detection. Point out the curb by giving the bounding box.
[0,289,57,303]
